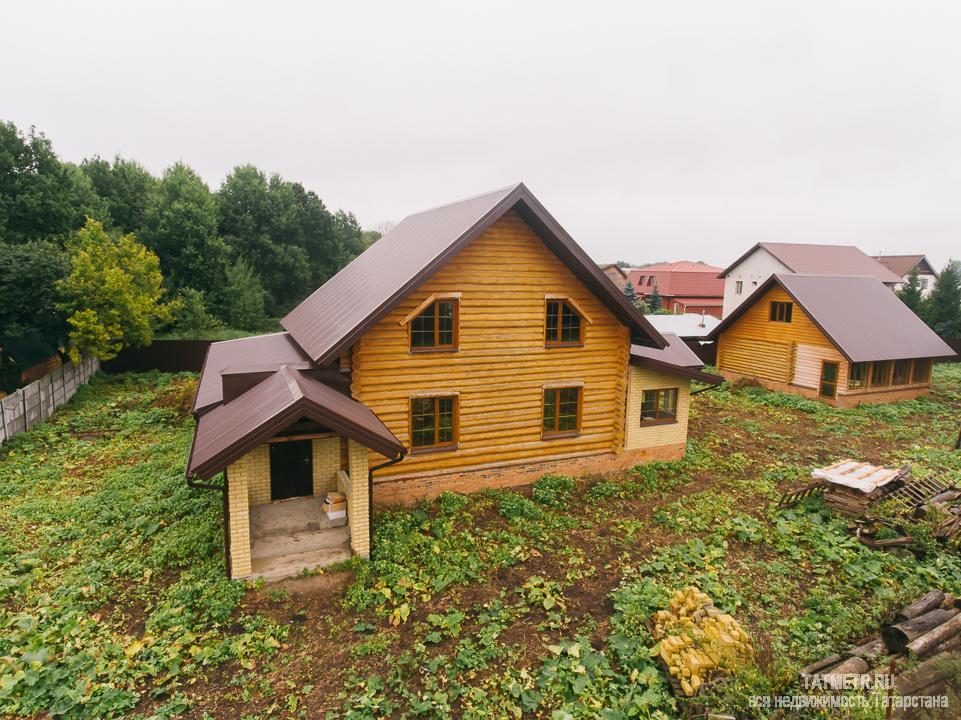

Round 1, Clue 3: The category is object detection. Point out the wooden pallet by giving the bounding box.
[777,481,828,509]
[885,477,954,510]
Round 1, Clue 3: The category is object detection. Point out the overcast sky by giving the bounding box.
[4,1,960,270]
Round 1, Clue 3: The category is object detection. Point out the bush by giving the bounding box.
[531,475,576,508]
[497,492,543,521]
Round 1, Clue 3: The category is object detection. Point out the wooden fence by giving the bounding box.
[0,356,99,445]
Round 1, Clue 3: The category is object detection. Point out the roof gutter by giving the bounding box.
[367,452,406,554]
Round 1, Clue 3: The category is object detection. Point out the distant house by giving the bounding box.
[718,243,901,317]
[874,255,939,297]
[598,263,630,290]
[627,261,725,317]
[709,274,955,406]
[645,313,722,365]
[186,183,721,580]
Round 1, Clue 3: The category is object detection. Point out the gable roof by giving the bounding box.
[628,262,725,299]
[187,365,404,480]
[636,261,722,273]
[630,333,723,384]
[874,254,939,278]
[718,243,902,284]
[282,183,665,364]
[709,274,956,363]
[598,263,629,279]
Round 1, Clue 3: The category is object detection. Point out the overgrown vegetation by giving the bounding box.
[1,365,960,718]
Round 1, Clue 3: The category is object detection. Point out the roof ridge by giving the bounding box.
[278,364,304,401]
[403,183,522,219]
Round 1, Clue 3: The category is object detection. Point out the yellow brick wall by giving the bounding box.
[624,366,692,451]
[243,445,271,506]
[312,437,341,496]
[346,439,370,557]
[226,460,253,578]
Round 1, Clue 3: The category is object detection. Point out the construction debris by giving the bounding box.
[649,587,754,697]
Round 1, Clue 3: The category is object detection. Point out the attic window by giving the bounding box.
[769,301,793,323]
[545,300,585,347]
[402,294,460,352]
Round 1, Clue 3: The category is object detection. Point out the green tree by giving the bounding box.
[623,279,638,305]
[140,163,227,296]
[173,287,223,339]
[647,282,662,312]
[0,240,69,390]
[81,156,157,233]
[923,260,961,338]
[0,122,106,243]
[58,218,174,361]
[221,256,268,331]
[897,267,925,315]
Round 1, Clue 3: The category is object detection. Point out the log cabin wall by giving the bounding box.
[350,210,632,489]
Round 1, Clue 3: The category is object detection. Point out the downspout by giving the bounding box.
[186,472,230,575]
[691,384,723,396]
[367,453,406,553]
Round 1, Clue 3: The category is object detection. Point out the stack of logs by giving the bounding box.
[801,590,961,690]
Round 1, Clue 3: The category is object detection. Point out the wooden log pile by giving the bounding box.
[800,590,961,694]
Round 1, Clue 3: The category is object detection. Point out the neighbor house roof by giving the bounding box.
[645,313,721,339]
[282,183,665,364]
[718,243,902,284]
[187,365,404,480]
[874,255,939,279]
[628,262,725,299]
[708,274,956,363]
[598,263,629,279]
[630,333,723,384]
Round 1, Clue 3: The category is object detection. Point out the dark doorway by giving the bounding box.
[269,440,313,501]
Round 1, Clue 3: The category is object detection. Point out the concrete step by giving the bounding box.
[250,496,347,539]
[250,525,350,562]
[248,543,352,582]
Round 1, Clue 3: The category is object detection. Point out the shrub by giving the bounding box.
[531,474,575,508]
[497,492,543,521]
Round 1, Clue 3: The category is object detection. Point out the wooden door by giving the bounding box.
[819,361,839,399]
[269,440,313,500]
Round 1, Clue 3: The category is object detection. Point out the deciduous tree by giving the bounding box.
[81,156,157,233]
[221,256,268,331]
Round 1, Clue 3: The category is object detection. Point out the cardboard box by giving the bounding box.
[322,501,347,513]
[326,492,347,504]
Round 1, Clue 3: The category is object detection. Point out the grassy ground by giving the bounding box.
[1,367,960,719]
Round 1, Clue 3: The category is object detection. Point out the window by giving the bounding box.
[638,276,645,285]
[640,388,678,424]
[735,281,743,295]
[769,301,793,323]
[848,362,869,390]
[871,361,892,388]
[892,359,912,385]
[912,358,932,384]
[920,278,929,289]
[410,299,458,351]
[545,300,583,346]
[542,387,581,436]
[647,276,654,286]
[819,361,839,399]
[410,396,457,450]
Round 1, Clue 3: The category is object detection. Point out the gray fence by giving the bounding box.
[0,356,99,444]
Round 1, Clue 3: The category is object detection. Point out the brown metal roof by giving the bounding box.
[874,255,939,278]
[282,183,666,364]
[187,365,405,480]
[193,332,311,415]
[630,333,723,384]
[718,242,902,284]
[709,274,956,363]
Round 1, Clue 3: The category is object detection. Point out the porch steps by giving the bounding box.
[249,542,352,582]
[251,524,350,562]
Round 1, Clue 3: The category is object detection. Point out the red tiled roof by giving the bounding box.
[627,266,724,299]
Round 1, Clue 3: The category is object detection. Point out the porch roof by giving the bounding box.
[187,365,405,480]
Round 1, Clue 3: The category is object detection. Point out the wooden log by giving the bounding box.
[799,653,844,678]
[847,636,886,659]
[941,593,956,610]
[895,590,946,622]
[882,608,957,653]
[894,650,961,696]
[906,612,961,658]
[816,657,869,689]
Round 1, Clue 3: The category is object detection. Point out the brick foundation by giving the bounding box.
[372,443,686,505]
[721,370,931,407]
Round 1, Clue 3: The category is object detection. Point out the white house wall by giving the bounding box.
[721,248,792,317]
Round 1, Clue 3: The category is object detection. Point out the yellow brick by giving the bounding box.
[347,439,370,557]
[623,367,691,451]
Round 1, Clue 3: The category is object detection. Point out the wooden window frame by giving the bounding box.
[544,298,587,348]
[892,359,912,386]
[870,360,892,388]
[912,358,932,384]
[819,361,839,399]
[848,362,869,391]
[408,395,459,453]
[407,298,459,353]
[769,301,793,323]
[639,387,680,426]
[541,386,582,438]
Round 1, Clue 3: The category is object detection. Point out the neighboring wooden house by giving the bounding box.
[719,242,901,318]
[598,263,630,290]
[709,274,955,406]
[874,255,940,297]
[186,184,721,580]
[627,261,724,317]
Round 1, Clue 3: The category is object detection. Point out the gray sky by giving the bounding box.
[4,1,960,271]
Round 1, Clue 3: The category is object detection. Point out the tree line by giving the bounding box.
[0,122,379,390]
[896,263,961,339]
